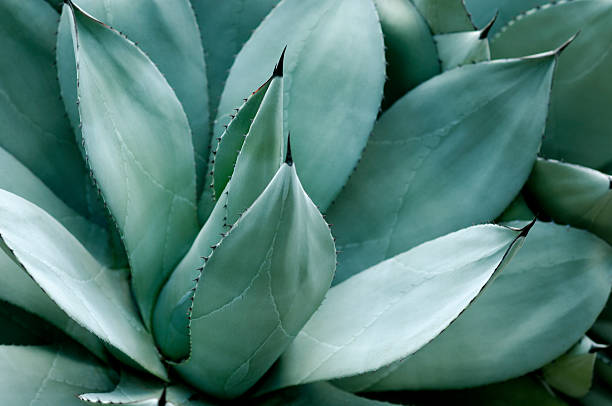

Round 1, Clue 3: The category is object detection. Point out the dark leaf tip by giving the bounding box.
[479,11,498,40]
[555,31,580,56]
[285,133,293,166]
[273,46,287,77]
[519,218,536,237]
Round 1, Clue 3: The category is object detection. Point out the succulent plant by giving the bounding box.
[1,0,611,405]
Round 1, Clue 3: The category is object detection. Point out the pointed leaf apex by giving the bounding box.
[519,218,537,237]
[158,387,167,406]
[555,31,580,56]
[479,11,498,40]
[273,46,287,77]
[285,133,293,166]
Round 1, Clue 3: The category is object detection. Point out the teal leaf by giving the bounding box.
[0,300,61,345]
[491,0,612,172]
[216,0,385,209]
[374,0,440,110]
[262,223,529,390]
[412,0,476,33]
[0,0,98,222]
[334,222,612,391]
[0,344,114,405]
[175,164,336,398]
[80,371,164,404]
[496,193,535,222]
[65,2,199,325]
[526,158,612,245]
[0,190,168,380]
[464,0,549,34]
[57,0,209,193]
[327,49,558,283]
[434,14,496,71]
[254,382,393,405]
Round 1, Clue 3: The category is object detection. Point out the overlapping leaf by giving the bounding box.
[215,0,385,209]
[434,15,495,70]
[327,48,558,283]
[465,0,549,34]
[333,222,612,392]
[412,0,475,33]
[65,2,199,325]
[262,223,529,390]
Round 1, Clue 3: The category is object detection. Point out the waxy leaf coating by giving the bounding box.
[412,0,475,33]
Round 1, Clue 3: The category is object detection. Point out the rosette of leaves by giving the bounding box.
[0,0,611,405]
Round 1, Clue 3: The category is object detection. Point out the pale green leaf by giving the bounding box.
[175,164,336,398]
[0,189,168,380]
[58,0,209,193]
[0,345,114,405]
[434,15,495,70]
[216,0,385,209]
[66,3,199,325]
[80,372,164,404]
[412,0,475,33]
[0,0,99,222]
[262,223,528,390]
[491,0,612,172]
[334,222,612,391]
[327,52,557,283]
[373,0,440,110]
[526,158,612,245]
[496,193,535,222]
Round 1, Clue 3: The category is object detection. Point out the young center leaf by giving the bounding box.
[65,2,199,326]
[261,222,531,391]
[412,0,475,33]
[175,164,336,398]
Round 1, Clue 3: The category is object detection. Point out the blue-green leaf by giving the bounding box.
[216,0,385,209]
[65,2,199,325]
[412,0,475,33]
[327,49,558,283]
[464,0,549,34]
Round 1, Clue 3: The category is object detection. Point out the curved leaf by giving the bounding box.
[175,164,336,398]
[334,222,612,391]
[496,193,535,222]
[526,158,612,245]
[262,223,529,390]
[154,74,284,361]
[464,0,549,34]
[254,382,392,405]
[491,0,612,172]
[216,0,385,209]
[412,0,475,33]
[0,300,61,345]
[80,372,164,404]
[0,189,168,380]
[373,0,440,110]
[66,2,199,325]
[0,345,114,406]
[327,51,558,283]
[0,0,97,221]
[58,0,209,192]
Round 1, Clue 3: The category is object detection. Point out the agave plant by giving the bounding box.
[1,0,611,404]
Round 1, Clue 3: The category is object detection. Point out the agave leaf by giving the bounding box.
[496,193,535,222]
[525,158,612,245]
[464,0,549,34]
[175,164,336,398]
[373,0,440,110]
[254,382,393,405]
[327,48,559,283]
[57,0,209,193]
[0,300,61,345]
[334,222,612,392]
[262,222,529,390]
[0,0,99,222]
[80,371,165,404]
[542,337,600,398]
[434,14,495,71]
[491,0,612,172]
[216,0,385,209]
[0,190,168,380]
[65,2,199,326]
[0,344,114,405]
[211,80,271,202]
[412,0,475,33]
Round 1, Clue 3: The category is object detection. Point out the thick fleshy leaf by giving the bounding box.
[262,223,529,390]
[492,0,612,172]
[0,345,114,405]
[496,193,535,222]
[175,164,336,398]
[374,0,440,110]
[216,0,385,209]
[80,372,164,404]
[154,75,285,361]
[58,0,209,193]
[526,158,612,245]
[412,0,475,33]
[334,222,612,392]
[0,300,61,345]
[464,0,549,34]
[0,0,98,221]
[254,382,392,405]
[0,190,168,380]
[434,15,495,71]
[66,2,199,325]
[542,337,600,398]
[327,49,558,283]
